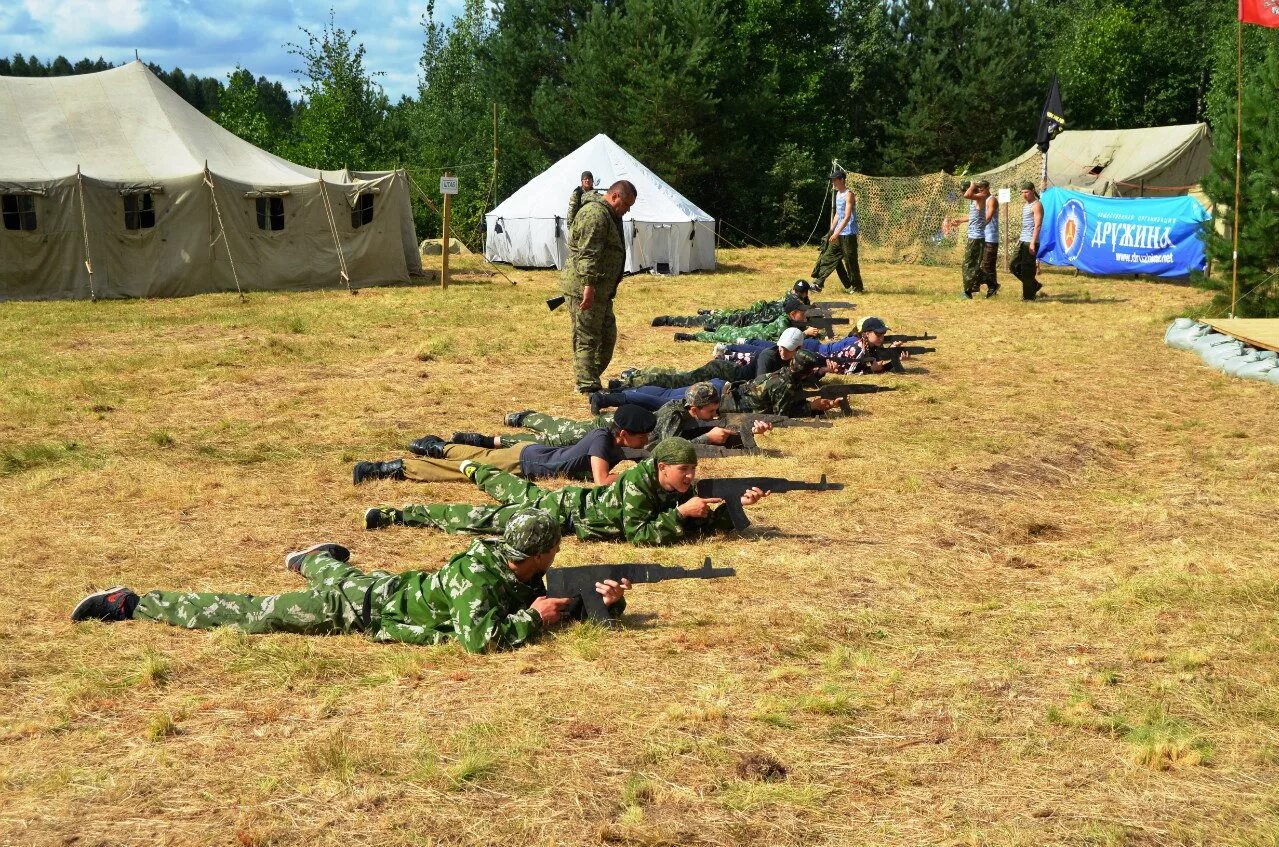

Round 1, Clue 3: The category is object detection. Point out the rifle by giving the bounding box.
[695,474,844,531]
[545,556,735,626]
[804,314,850,339]
[546,266,654,311]
[871,343,937,372]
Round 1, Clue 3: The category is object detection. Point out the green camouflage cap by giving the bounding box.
[499,508,561,561]
[684,381,720,408]
[652,437,698,466]
[791,349,822,372]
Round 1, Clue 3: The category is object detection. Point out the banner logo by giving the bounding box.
[1059,199,1087,261]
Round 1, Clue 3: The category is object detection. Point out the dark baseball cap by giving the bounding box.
[860,316,889,334]
[782,294,806,313]
[613,404,656,434]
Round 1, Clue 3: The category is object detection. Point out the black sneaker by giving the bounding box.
[353,459,407,484]
[71,586,139,622]
[364,506,404,530]
[986,284,1000,298]
[505,410,534,427]
[606,378,622,391]
[810,279,824,292]
[451,432,492,449]
[407,436,446,458]
[285,542,351,573]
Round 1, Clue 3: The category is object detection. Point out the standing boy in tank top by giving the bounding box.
[979,181,1001,296]
[809,167,864,293]
[947,180,991,298]
[1010,181,1044,300]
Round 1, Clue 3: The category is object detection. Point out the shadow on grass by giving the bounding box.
[810,384,898,400]
[1036,295,1130,305]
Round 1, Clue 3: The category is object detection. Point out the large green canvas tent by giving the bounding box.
[0,61,422,300]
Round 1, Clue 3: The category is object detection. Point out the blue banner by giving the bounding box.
[1038,188,1210,278]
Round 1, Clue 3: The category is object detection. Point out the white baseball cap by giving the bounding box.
[778,327,805,352]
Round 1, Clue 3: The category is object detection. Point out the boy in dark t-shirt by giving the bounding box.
[353,405,656,486]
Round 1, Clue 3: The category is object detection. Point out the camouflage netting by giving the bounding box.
[845,151,1045,266]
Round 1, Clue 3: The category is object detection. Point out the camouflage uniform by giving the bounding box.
[723,369,810,417]
[691,314,793,344]
[133,539,552,653]
[494,411,613,449]
[655,297,787,328]
[398,459,733,546]
[566,186,591,227]
[561,194,626,392]
[500,400,710,449]
[617,359,740,389]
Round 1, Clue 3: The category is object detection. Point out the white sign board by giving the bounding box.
[440,176,459,195]
[998,187,1011,204]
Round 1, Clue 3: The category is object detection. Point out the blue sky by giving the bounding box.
[0,0,463,100]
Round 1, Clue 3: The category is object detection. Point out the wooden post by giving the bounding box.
[441,170,452,290]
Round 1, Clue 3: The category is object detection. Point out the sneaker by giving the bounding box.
[619,368,637,381]
[285,542,351,573]
[711,342,728,359]
[810,279,824,292]
[407,436,446,458]
[505,410,533,428]
[460,460,479,480]
[985,284,1000,298]
[71,586,139,622]
[364,506,404,530]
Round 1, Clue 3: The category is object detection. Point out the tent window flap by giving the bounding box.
[351,192,374,228]
[124,193,156,230]
[1,195,37,231]
[256,196,285,231]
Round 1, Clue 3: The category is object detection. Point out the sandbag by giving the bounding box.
[1221,351,1264,375]
[1165,319,1210,351]
[1191,333,1236,355]
[1236,360,1278,380]
[1266,367,1279,385]
[1202,342,1245,367]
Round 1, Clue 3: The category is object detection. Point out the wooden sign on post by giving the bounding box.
[440,173,455,289]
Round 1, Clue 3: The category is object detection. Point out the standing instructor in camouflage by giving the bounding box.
[562,179,638,394]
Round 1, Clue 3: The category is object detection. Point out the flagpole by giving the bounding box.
[1231,16,1243,318]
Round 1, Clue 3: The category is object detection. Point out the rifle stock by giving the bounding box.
[547,267,654,311]
[695,474,844,530]
[544,556,734,626]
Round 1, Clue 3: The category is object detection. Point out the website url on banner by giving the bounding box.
[1115,253,1173,264]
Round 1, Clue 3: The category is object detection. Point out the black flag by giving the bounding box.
[1036,75,1066,153]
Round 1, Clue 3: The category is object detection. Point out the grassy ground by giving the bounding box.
[2,248,1278,846]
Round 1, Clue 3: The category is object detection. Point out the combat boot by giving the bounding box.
[590,391,626,415]
[673,332,698,342]
[651,316,670,327]
[364,506,404,530]
[407,436,447,458]
[285,542,351,573]
[71,586,139,622]
[505,410,534,427]
[451,432,493,449]
[352,459,406,484]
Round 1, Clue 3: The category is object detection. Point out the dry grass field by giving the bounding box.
[3,247,1278,847]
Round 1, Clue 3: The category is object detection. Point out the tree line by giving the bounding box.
[5,0,1278,313]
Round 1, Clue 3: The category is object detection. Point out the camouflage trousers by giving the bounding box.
[568,289,617,392]
[811,234,863,291]
[1009,242,1040,299]
[133,552,400,636]
[401,465,588,539]
[981,242,999,289]
[961,238,985,294]
[619,359,738,389]
[495,412,605,449]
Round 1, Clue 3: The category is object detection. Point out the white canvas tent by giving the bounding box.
[0,62,422,300]
[485,134,716,275]
[988,123,1211,196]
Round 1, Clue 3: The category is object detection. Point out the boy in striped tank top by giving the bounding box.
[809,167,865,293]
[1010,181,1045,300]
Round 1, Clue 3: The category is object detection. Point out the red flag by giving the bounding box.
[1241,0,1279,27]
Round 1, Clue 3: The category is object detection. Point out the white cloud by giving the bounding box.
[0,0,467,99]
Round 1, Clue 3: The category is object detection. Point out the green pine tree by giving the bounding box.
[1199,45,1279,318]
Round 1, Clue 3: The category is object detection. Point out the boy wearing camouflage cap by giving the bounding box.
[365,438,769,547]
[70,510,625,654]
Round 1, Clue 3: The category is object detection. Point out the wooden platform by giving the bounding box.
[1206,319,1279,353]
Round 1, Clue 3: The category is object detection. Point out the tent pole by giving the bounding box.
[203,164,246,302]
[75,165,97,301]
[1230,17,1243,318]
